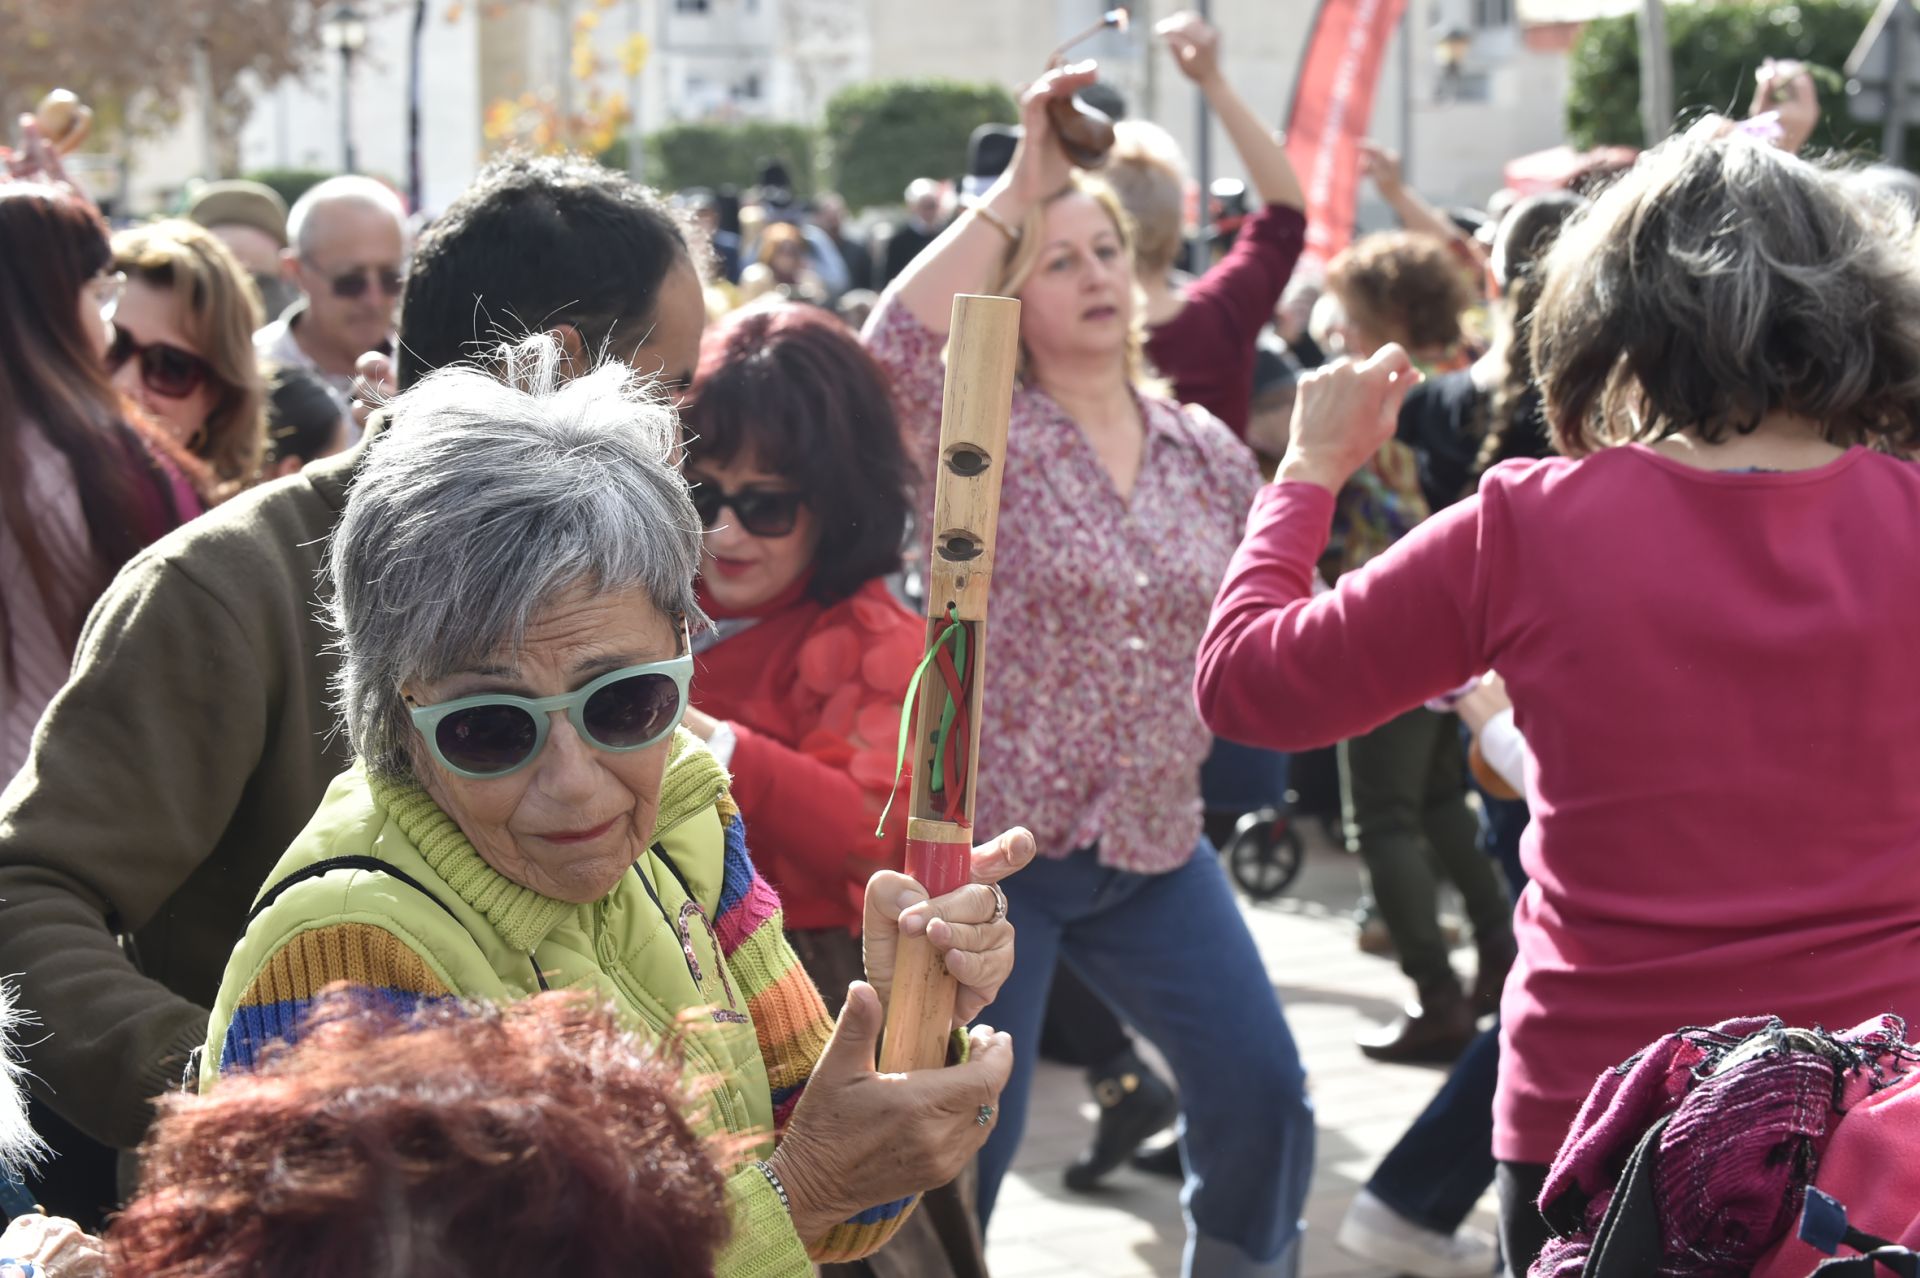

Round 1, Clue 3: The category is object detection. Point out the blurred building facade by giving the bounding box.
[115,0,1620,219]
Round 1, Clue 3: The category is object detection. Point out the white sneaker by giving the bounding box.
[1335,1189,1499,1278]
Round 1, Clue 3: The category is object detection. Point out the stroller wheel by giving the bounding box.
[1224,808,1305,902]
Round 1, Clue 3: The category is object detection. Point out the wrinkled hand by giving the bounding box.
[768,981,1014,1245]
[864,827,1034,1028]
[1455,672,1512,736]
[349,350,397,430]
[1011,63,1099,205]
[1750,58,1819,153]
[0,1214,108,1278]
[1157,11,1223,86]
[1276,346,1421,493]
[1358,140,1405,199]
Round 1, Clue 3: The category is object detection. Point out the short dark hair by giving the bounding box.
[1534,134,1920,453]
[262,362,345,466]
[396,153,691,388]
[108,990,730,1278]
[684,302,917,604]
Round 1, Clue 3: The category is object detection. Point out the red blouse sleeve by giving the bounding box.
[722,585,926,911]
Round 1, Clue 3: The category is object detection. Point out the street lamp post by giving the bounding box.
[321,4,370,174]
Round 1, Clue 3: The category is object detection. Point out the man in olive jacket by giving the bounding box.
[0,153,703,1219]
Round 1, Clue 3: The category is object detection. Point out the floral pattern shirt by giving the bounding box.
[865,300,1263,873]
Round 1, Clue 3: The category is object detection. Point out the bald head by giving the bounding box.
[287,176,409,257]
[283,177,408,373]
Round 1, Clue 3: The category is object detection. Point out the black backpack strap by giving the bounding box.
[246,855,460,930]
[1583,1115,1670,1278]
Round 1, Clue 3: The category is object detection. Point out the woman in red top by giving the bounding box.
[680,304,986,1277]
[680,301,922,956]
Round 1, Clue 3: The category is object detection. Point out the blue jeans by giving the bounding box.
[1366,1022,1501,1233]
[979,843,1314,1276]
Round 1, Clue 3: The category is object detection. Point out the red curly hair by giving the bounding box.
[108,989,732,1278]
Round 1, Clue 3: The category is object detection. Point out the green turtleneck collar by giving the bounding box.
[365,729,729,953]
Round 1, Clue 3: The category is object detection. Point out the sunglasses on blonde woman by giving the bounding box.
[407,624,693,780]
[106,329,215,400]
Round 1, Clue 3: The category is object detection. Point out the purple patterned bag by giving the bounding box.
[1530,1015,1914,1278]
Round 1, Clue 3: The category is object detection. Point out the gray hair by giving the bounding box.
[0,982,45,1179]
[327,335,706,777]
[1531,133,1920,454]
[288,175,410,257]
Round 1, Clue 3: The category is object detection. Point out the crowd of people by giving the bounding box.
[2,8,1919,1278]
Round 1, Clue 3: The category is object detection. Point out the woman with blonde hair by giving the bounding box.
[864,60,1312,1278]
[111,220,267,494]
[740,221,826,306]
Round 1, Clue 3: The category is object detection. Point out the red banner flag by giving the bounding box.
[1285,0,1409,270]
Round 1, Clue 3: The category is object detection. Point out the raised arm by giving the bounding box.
[877,61,1099,337]
[1159,11,1303,210]
[1360,141,1488,268]
[1195,348,1492,748]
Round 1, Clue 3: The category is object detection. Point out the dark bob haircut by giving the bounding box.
[397,152,690,388]
[684,302,917,604]
[108,990,731,1278]
[1532,132,1920,454]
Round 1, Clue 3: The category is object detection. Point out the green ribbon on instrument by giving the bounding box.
[875,605,966,837]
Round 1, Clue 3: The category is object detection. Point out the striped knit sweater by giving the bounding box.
[205,739,913,1269]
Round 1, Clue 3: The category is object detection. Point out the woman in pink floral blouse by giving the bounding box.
[863,62,1312,1278]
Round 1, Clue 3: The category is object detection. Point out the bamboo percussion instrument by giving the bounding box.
[877,293,1021,1075]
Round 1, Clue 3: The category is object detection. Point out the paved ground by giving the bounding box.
[984,816,1500,1278]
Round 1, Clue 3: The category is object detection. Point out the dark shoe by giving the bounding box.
[1062,1049,1178,1192]
[1129,1137,1184,1180]
[1471,931,1517,1019]
[1357,977,1475,1064]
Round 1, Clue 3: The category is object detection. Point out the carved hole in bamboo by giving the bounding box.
[937,531,983,562]
[944,443,991,477]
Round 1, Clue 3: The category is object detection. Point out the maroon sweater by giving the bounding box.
[1145,203,1307,437]
[1198,448,1920,1162]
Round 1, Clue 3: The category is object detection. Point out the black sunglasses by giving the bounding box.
[324,264,405,300]
[106,329,214,400]
[688,478,806,539]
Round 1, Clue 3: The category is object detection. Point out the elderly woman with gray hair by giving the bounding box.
[201,337,1032,1276]
[1197,131,1920,1274]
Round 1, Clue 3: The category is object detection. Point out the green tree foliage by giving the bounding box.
[615,122,819,198]
[1564,0,1916,165]
[822,79,1019,210]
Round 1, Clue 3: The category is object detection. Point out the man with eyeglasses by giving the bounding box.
[253,175,407,405]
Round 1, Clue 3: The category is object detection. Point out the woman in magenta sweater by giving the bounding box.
[1195,133,1920,1275]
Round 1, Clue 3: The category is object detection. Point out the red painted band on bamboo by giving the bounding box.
[906,836,973,897]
